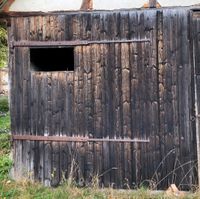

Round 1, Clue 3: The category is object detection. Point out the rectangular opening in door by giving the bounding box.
[30,47,74,72]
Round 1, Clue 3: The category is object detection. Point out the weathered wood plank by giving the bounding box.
[83,45,94,185]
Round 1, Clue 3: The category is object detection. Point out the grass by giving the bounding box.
[0,180,199,199]
[0,96,199,198]
[0,180,174,199]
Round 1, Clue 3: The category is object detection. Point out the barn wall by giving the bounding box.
[9,8,197,189]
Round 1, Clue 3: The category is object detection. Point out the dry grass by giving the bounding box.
[0,179,199,199]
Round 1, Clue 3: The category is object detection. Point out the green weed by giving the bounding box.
[0,96,9,113]
[0,113,10,134]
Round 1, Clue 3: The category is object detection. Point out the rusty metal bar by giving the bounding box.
[12,135,150,143]
[11,39,151,48]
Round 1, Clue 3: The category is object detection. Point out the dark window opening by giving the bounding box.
[30,47,74,71]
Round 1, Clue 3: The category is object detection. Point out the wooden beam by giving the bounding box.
[12,135,150,143]
[10,39,151,48]
[149,0,157,8]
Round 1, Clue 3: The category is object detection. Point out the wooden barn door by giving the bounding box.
[10,10,197,189]
[73,40,160,188]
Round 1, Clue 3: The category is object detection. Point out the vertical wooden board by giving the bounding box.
[139,42,149,184]
[57,15,66,41]
[52,16,60,41]
[29,72,36,181]
[177,11,193,188]
[72,14,81,40]
[121,42,132,187]
[65,72,74,136]
[49,15,57,41]
[19,47,28,178]
[29,16,37,40]
[119,12,130,40]
[134,42,141,185]
[42,15,50,41]
[58,71,67,180]
[112,43,123,188]
[144,10,158,183]
[196,76,200,170]
[193,17,200,187]
[43,72,52,185]
[130,42,139,186]
[14,48,23,134]
[138,11,145,39]
[39,73,49,183]
[74,46,85,137]
[44,142,52,186]
[50,72,60,186]
[117,11,130,188]
[106,43,116,186]
[103,12,117,40]
[91,13,101,40]
[14,17,24,41]
[129,11,139,39]
[13,141,23,179]
[59,72,67,135]
[90,12,103,186]
[22,47,31,180]
[14,48,23,180]
[65,14,74,40]
[80,13,92,40]
[9,18,15,134]
[158,10,172,188]
[59,72,67,180]
[82,45,94,184]
[99,43,111,187]
[157,10,167,188]
[21,47,30,133]
[51,142,60,187]
[74,46,85,182]
[91,44,103,185]
[31,73,40,180]
[174,11,185,187]
[35,16,43,41]
[65,73,74,180]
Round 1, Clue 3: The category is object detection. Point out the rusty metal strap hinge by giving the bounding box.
[12,135,150,143]
[10,39,151,48]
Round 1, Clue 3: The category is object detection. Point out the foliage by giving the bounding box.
[0,133,11,180]
[0,155,12,180]
[0,113,10,134]
[0,133,10,153]
[0,25,8,68]
[0,96,9,113]
[0,96,10,134]
[0,96,11,181]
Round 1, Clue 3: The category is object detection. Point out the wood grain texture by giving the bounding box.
[9,8,197,189]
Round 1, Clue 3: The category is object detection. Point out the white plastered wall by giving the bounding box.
[9,0,200,12]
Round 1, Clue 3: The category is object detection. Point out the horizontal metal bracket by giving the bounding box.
[10,39,151,48]
[12,135,150,143]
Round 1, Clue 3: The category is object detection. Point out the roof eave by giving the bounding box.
[0,0,14,12]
